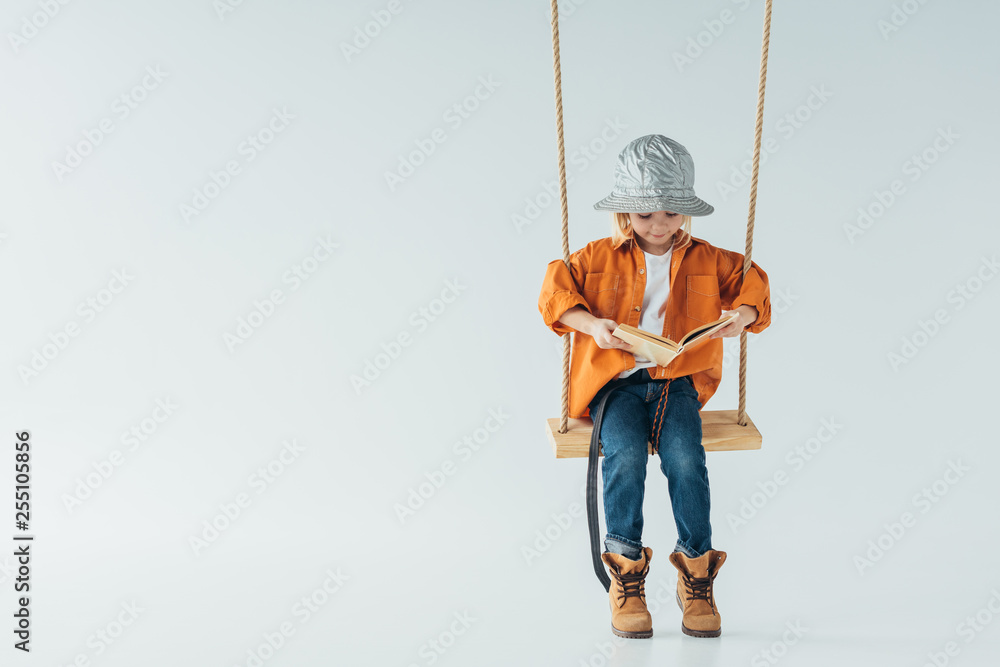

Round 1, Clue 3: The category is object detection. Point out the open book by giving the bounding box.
[611,312,740,367]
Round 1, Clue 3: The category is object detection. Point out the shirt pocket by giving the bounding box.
[686,274,721,324]
[582,272,620,319]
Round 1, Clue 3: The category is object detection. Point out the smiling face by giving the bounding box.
[628,210,684,255]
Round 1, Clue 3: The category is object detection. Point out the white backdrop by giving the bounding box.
[2,1,999,665]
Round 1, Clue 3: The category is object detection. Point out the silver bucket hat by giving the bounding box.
[593,134,714,216]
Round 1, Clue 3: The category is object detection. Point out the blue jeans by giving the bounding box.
[588,370,712,559]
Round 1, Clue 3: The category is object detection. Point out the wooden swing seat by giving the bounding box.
[545,410,761,458]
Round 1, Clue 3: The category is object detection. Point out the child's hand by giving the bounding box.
[709,306,759,338]
[589,318,635,352]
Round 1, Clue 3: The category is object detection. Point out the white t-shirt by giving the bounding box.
[618,246,672,379]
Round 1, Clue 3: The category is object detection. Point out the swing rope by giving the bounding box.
[549,0,573,434]
[549,0,773,433]
[738,0,772,426]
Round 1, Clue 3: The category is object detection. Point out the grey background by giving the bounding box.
[1,0,998,665]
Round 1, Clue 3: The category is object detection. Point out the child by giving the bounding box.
[537,134,771,639]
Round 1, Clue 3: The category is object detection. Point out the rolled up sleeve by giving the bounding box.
[538,251,591,336]
[718,249,771,334]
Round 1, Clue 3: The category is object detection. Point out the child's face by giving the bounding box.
[628,210,683,250]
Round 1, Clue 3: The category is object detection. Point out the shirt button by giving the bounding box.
[639,269,645,274]
[634,306,640,312]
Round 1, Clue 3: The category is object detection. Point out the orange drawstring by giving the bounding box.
[650,378,672,454]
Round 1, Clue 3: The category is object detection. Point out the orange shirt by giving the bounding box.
[538,229,772,418]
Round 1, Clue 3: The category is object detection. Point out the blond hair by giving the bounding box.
[610,211,693,251]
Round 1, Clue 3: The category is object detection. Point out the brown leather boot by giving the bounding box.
[668,549,727,638]
[600,547,653,639]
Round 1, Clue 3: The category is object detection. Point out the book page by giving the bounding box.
[615,324,677,347]
[678,312,740,349]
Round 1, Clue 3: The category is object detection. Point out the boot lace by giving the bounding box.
[681,573,714,608]
[612,568,647,604]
